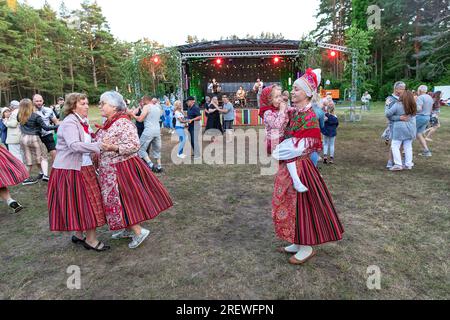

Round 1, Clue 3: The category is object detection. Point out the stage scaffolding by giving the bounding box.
[177,40,302,103]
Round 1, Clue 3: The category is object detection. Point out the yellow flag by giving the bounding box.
[6,0,17,11]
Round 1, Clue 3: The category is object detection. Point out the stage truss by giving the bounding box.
[181,50,300,60]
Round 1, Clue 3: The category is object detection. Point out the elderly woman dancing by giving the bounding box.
[95,91,173,249]
[48,93,110,252]
[272,69,344,265]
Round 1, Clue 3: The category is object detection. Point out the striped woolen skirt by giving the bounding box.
[48,166,106,232]
[98,156,173,231]
[0,145,29,188]
[272,158,344,246]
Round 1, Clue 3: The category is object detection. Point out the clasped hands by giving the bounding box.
[100,138,119,152]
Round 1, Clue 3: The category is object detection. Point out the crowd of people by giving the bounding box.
[384,83,447,171]
[0,92,173,250]
[0,71,446,262]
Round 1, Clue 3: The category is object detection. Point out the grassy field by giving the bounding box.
[0,102,448,300]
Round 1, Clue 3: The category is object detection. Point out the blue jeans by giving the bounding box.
[310,152,319,167]
[323,136,336,158]
[175,126,186,155]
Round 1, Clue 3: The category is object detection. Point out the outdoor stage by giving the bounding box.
[177,39,302,108]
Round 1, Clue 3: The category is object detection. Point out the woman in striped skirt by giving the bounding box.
[0,145,28,213]
[48,93,110,252]
[95,91,173,249]
[272,69,344,265]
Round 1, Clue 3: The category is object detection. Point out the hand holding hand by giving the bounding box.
[101,143,118,152]
[400,115,410,122]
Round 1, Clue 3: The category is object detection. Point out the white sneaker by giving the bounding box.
[128,228,150,249]
[177,154,186,159]
[112,230,134,240]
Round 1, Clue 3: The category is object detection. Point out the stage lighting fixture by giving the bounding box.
[153,56,160,63]
[215,58,222,65]
[273,57,280,64]
[329,50,337,58]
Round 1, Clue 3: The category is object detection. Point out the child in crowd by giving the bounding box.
[0,108,11,148]
[163,100,175,134]
[322,105,339,164]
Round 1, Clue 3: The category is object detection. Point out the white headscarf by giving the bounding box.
[293,69,322,97]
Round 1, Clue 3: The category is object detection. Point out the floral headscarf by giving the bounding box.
[258,85,278,119]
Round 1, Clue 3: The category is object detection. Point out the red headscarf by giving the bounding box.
[258,85,278,119]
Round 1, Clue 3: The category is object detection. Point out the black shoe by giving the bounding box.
[71,235,86,244]
[36,173,44,180]
[83,241,111,252]
[153,167,163,173]
[22,177,39,186]
[42,175,50,182]
[323,157,328,164]
[9,201,23,214]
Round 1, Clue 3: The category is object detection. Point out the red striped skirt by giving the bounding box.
[0,146,29,188]
[272,158,344,246]
[48,166,106,232]
[98,156,173,231]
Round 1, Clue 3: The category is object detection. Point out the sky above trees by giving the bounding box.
[25,0,319,45]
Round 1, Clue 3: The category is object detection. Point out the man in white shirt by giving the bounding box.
[253,79,264,108]
[33,94,59,180]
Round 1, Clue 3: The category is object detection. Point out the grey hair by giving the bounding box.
[100,91,127,112]
[418,85,428,93]
[394,81,406,91]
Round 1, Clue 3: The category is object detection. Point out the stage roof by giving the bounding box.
[177,39,300,53]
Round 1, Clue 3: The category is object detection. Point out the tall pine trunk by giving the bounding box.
[69,58,75,92]
[90,43,98,89]
[414,9,421,80]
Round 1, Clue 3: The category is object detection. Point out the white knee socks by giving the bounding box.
[286,162,308,193]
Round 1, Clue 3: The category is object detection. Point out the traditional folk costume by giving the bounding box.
[95,113,173,231]
[0,145,28,213]
[271,69,344,264]
[259,85,308,193]
[0,145,29,188]
[259,85,289,156]
[48,113,106,232]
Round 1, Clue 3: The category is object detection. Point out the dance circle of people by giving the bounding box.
[384,83,446,171]
[0,70,345,262]
[2,67,445,263]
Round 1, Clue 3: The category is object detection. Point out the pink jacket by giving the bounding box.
[52,113,101,171]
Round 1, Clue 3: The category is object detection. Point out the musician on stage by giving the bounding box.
[236,86,246,108]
